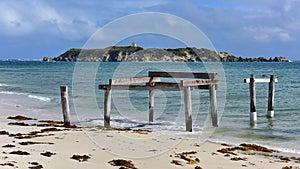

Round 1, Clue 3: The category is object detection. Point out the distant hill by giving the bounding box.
[43,46,288,62]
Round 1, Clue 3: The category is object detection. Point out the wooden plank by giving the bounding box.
[249,74,257,122]
[99,84,212,91]
[149,90,154,122]
[209,75,218,127]
[267,75,276,118]
[60,86,70,127]
[110,77,160,85]
[104,89,112,127]
[149,71,216,79]
[183,87,192,132]
[182,79,220,87]
[244,78,278,83]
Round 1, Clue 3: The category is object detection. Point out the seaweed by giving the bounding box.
[9,150,30,155]
[0,130,9,135]
[28,162,43,169]
[70,154,90,162]
[2,144,15,148]
[8,122,29,126]
[19,141,54,145]
[40,151,56,157]
[171,151,200,166]
[108,159,138,169]
[8,115,37,121]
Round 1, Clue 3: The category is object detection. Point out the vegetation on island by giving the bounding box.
[43,45,289,62]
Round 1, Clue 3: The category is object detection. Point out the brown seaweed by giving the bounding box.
[8,115,37,121]
[0,130,9,135]
[108,159,138,169]
[230,157,247,161]
[40,151,56,157]
[9,150,30,155]
[195,166,204,169]
[171,159,183,166]
[172,151,200,165]
[70,154,90,162]
[8,122,30,126]
[28,162,43,169]
[0,162,15,167]
[19,141,54,145]
[2,144,15,148]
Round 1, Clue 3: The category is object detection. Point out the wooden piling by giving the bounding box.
[104,89,112,127]
[209,74,218,127]
[60,86,70,127]
[149,90,154,122]
[267,75,276,118]
[183,86,192,132]
[249,74,257,122]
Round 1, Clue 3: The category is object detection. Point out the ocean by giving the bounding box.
[0,61,299,155]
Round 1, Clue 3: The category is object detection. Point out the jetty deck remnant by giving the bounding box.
[99,71,220,132]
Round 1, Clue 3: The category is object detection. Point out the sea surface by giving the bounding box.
[0,61,299,155]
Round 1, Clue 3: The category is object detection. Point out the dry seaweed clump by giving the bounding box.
[9,150,30,155]
[217,143,277,155]
[70,154,90,162]
[28,162,43,169]
[171,151,200,166]
[2,144,15,148]
[230,157,247,161]
[8,115,37,121]
[282,166,300,169]
[0,162,15,167]
[0,130,9,135]
[8,122,30,126]
[19,141,54,146]
[40,151,56,157]
[108,159,138,169]
[240,143,278,153]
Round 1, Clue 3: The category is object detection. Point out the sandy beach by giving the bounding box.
[0,103,299,169]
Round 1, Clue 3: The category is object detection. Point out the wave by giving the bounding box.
[0,83,8,87]
[28,95,52,102]
[0,91,52,102]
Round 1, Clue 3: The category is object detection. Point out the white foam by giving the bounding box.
[0,91,24,95]
[0,83,8,87]
[28,95,51,102]
[0,91,51,102]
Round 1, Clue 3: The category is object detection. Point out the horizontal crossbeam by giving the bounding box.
[244,78,278,83]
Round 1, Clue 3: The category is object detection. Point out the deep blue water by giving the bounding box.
[0,61,299,154]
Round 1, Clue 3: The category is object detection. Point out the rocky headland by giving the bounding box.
[43,46,289,62]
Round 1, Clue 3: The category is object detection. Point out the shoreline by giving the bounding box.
[1,113,299,169]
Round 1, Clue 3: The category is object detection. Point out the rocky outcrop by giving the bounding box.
[44,46,289,62]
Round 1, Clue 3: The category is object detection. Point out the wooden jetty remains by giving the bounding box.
[60,86,71,127]
[99,71,220,132]
[244,74,278,122]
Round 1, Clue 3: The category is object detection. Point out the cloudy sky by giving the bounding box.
[0,0,299,60]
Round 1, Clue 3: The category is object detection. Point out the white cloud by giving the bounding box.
[244,26,292,43]
[0,2,33,35]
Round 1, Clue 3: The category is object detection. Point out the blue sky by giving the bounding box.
[0,0,299,60]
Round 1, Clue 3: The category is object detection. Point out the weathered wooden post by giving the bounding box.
[209,73,218,127]
[60,86,70,127]
[104,88,112,127]
[183,86,192,132]
[267,75,276,118]
[249,74,257,122]
[149,90,154,122]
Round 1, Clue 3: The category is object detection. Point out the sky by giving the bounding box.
[0,0,299,60]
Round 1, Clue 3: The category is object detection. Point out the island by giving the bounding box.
[43,45,289,62]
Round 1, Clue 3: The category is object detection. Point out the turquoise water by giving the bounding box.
[0,61,299,154]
